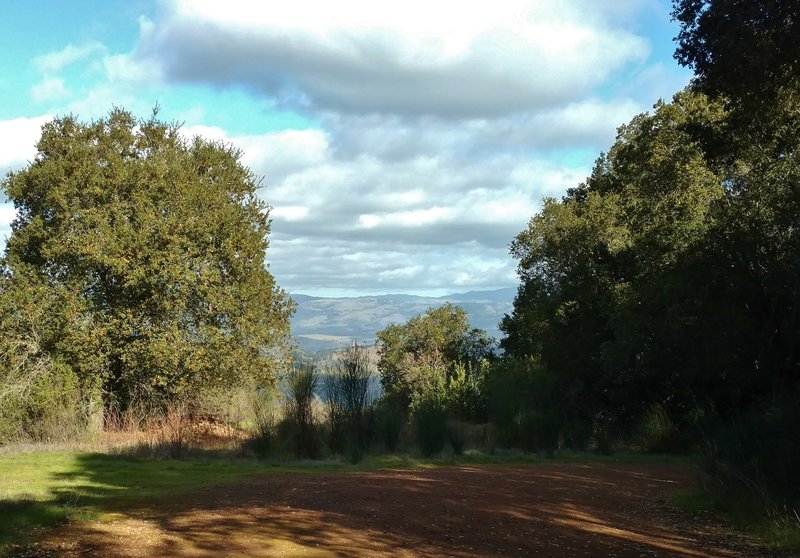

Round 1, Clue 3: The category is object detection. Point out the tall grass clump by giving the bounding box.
[639,402,690,454]
[285,362,320,459]
[323,342,375,463]
[247,386,281,457]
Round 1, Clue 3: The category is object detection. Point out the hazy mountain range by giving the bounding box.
[289,287,516,353]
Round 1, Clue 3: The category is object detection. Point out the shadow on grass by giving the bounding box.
[0,444,275,555]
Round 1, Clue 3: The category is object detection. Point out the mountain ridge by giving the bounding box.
[289,287,516,354]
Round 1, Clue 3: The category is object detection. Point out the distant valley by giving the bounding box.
[289,287,516,353]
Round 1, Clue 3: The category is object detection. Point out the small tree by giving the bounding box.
[377,304,494,412]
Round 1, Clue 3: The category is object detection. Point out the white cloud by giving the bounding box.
[0,115,52,174]
[0,204,17,226]
[0,203,16,248]
[30,77,68,103]
[131,0,649,117]
[271,205,309,221]
[102,52,162,85]
[321,98,641,162]
[4,0,685,296]
[33,42,106,73]
[189,122,593,293]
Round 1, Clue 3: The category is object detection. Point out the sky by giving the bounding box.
[0,0,691,297]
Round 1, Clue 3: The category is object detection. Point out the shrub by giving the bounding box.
[515,409,560,454]
[414,398,448,457]
[640,403,686,454]
[447,362,487,422]
[0,352,92,444]
[703,393,800,508]
[487,358,563,452]
[561,416,592,450]
[447,420,466,455]
[376,394,405,452]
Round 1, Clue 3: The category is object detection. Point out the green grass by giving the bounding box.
[0,451,346,553]
[667,488,719,513]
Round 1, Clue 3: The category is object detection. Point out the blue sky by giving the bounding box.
[0,0,691,297]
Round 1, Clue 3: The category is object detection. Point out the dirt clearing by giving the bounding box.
[19,463,775,557]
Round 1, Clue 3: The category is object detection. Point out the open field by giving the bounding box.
[1,454,783,558]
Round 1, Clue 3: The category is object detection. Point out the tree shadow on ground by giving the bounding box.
[0,445,267,555]
[8,459,778,558]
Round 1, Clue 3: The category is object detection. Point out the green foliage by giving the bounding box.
[0,359,88,444]
[446,420,466,456]
[503,92,729,441]
[501,3,800,505]
[673,0,800,109]
[375,393,405,452]
[447,362,487,423]
[702,395,800,508]
[413,398,448,457]
[639,403,689,455]
[0,274,95,443]
[0,108,293,418]
[377,304,493,410]
[487,358,563,453]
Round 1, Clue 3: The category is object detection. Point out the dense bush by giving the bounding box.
[375,393,405,452]
[487,358,563,453]
[447,362,487,423]
[413,398,449,457]
[0,332,97,444]
[703,395,800,509]
[638,403,696,454]
[446,420,466,455]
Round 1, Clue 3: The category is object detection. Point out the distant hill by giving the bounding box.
[289,287,516,354]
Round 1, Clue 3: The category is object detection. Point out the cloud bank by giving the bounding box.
[4,0,690,296]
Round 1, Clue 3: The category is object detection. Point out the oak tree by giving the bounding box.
[1,108,293,411]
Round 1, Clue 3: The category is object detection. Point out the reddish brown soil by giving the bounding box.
[24,463,775,557]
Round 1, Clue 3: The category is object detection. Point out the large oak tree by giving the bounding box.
[1,109,293,412]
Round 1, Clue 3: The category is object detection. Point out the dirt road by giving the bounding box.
[26,463,774,557]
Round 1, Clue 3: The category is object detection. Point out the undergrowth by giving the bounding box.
[669,487,800,555]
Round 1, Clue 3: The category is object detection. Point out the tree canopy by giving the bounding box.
[377,303,493,410]
[501,0,800,499]
[673,0,800,107]
[0,109,293,412]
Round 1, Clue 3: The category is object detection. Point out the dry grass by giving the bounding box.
[1,409,248,459]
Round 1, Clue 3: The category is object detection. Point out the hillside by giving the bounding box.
[289,287,515,353]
